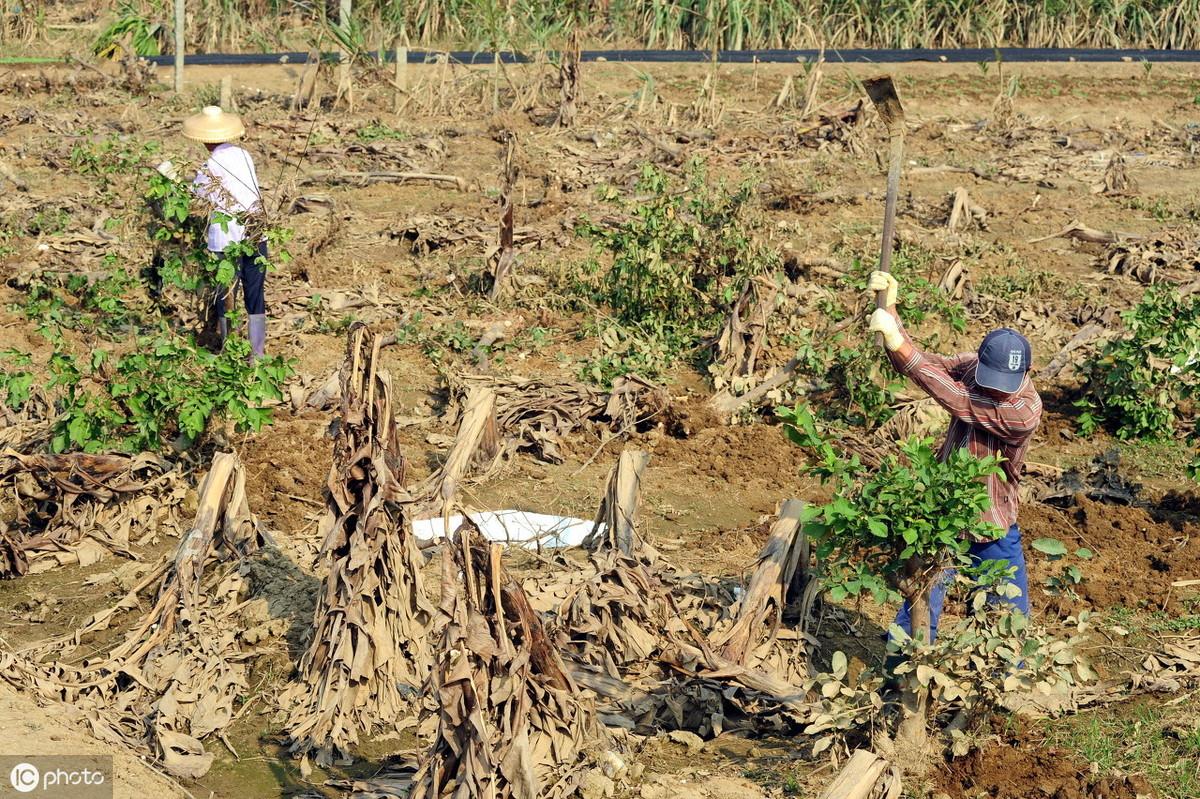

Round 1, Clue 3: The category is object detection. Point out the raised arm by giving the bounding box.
[866,272,1039,441]
[889,327,1039,441]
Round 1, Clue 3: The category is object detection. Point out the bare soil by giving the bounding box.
[1,56,1199,797]
[934,741,1154,799]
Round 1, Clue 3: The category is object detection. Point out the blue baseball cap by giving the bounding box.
[975,328,1031,393]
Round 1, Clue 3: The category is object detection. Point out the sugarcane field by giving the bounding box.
[3,5,1200,799]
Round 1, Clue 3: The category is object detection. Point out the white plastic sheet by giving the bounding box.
[411,510,600,549]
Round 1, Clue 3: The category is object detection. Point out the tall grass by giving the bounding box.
[97,0,1200,53]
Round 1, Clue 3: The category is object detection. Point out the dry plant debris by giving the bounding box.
[709,499,817,679]
[1102,230,1200,285]
[1094,151,1137,195]
[283,323,434,767]
[417,385,501,516]
[0,451,266,779]
[411,519,607,799]
[489,130,519,302]
[545,450,696,679]
[447,374,667,464]
[0,450,187,576]
[712,278,779,381]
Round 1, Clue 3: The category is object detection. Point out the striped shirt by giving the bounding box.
[888,325,1042,536]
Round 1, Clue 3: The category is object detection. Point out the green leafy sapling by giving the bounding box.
[778,404,1006,748]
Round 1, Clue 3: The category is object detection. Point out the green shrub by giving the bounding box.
[0,349,35,412]
[49,329,293,454]
[779,405,1004,605]
[575,160,779,383]
[1077,286,1200,440]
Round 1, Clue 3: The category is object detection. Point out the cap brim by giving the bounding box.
[974,363,1024,393]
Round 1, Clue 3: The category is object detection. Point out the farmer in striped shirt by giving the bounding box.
[867,271,1042,640]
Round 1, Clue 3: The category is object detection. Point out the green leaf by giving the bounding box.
[1032,538,1069,557]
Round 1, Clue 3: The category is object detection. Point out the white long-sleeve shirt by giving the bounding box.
[192,143,263,253]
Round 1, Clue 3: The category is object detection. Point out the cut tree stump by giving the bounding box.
[818,749,901,799]
[421,385,499,517]
[489,131,518,302]
[712,499,810,664]
[583,449,650,557]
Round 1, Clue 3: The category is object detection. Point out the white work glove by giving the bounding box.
[868,308,905,351]
[867,270,898,308]
[156,160,179,181]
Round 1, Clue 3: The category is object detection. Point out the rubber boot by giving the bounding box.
[248,314,267,361]
[217,317,229,346]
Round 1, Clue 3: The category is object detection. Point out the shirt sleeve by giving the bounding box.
[888,322,1040,442]
[191,167,215,203]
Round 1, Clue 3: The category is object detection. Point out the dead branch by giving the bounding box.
[1093,151,1137,196]
[1039,324,1107,380]
[0,450,186,577]
[947,187,988,231]
[712,279,779,380]
[445,374,667,465]
[298,170,469,191]
[555,31,580,128]
[1028,220,1143,246]
[0,452,266,779]
[419,385,500,516]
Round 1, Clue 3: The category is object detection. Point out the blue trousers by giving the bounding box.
[893,524,1029,642]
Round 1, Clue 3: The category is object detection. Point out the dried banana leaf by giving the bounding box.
[283,323,434,766]
[0,450,187,577]
[412,520,605,799]
[446,375,667,464]
[712,279,779,380]
[0,452,267,779]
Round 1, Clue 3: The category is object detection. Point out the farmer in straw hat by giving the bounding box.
[866,271,1042,642]
[176,105,268,359]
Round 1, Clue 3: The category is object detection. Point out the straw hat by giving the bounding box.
[182,105,245,143]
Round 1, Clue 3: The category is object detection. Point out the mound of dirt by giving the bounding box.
[1022,498,1200,615]
[935,742,1152,799]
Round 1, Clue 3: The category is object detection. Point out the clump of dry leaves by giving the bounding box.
[0,450,187,577]
[282,323,434,767]
[0,451,267,779]
[411,519,607,799]
[446,374,667,464]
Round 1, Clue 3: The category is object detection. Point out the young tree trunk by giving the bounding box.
[897,581,931,751]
